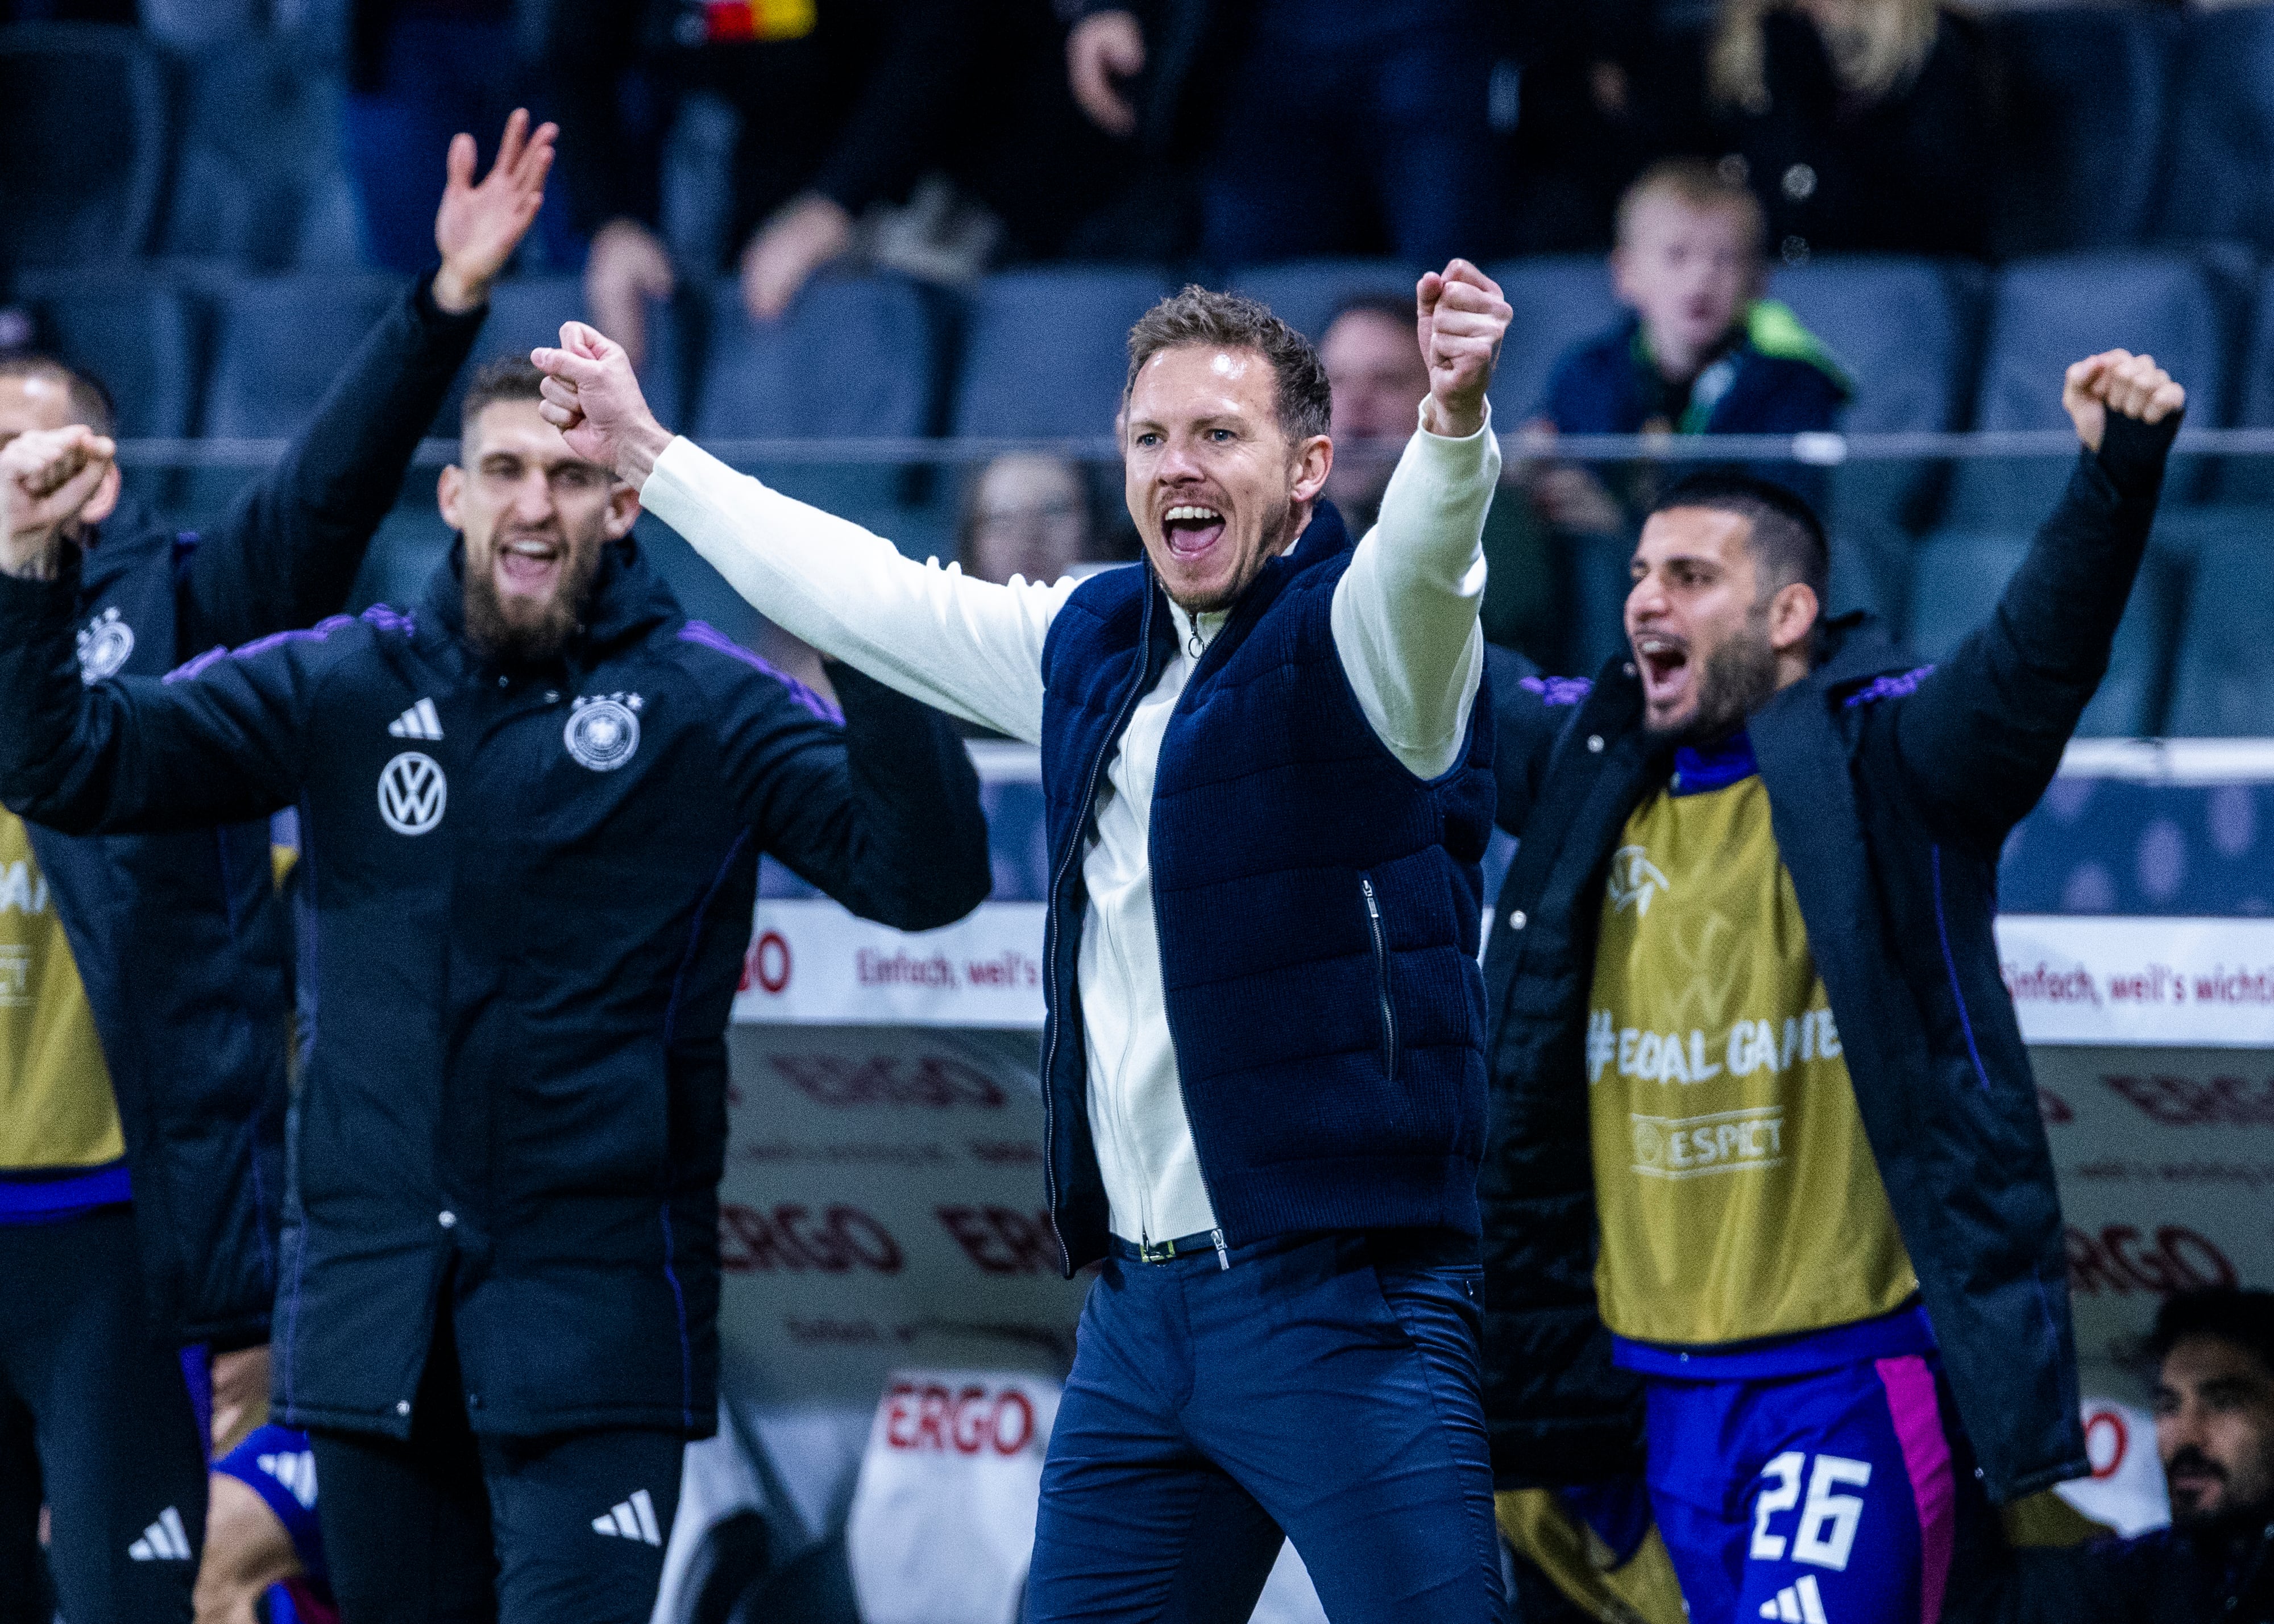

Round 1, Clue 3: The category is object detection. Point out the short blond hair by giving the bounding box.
[1615,157,1766,257]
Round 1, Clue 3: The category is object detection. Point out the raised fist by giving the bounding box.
[2063,350,2185,456]
[2,425,117,578]
[1417,260,1511,441]
[532,322,673,488]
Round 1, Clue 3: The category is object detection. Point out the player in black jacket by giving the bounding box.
[1955,1289,2274,1624]
[0,113,553,1622]
[0,357,990,1623]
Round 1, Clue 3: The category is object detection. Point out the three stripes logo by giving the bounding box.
[128,1506,192,1562]
[591,1487,663,1546]
[1760,1575,1830,1623]
[388,697,445,741]
[258,1448,319,1509]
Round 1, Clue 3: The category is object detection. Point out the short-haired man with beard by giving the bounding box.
[531,263,1515,1619]
[0,362,991,1622]
[1475,352,2185,1624]
[1958,1287,2274,1622]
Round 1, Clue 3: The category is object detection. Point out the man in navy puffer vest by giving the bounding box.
[534,261,1517,1619]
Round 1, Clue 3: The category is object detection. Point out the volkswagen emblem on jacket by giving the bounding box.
[74,607,135,684]
[564,693,642,772]
[377,751,447,836]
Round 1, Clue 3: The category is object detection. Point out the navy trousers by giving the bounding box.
[1025,1231,1505,1622]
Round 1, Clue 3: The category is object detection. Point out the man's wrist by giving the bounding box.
[0,538,62,581]
[430,261,489,317]
[619,420,675,492]
[1421,393,1487,440]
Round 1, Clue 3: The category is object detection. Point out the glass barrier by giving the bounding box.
[111,430,2274,740]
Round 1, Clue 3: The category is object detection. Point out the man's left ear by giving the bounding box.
[605,481,641,541]
[1292,434,1333,505]
[1768,580,1820,655]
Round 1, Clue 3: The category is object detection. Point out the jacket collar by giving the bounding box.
[74,491,176,599]
[419,534,678,679]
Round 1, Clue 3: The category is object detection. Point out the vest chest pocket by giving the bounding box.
[1360,875,1398,1081]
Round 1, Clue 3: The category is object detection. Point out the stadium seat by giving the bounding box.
[2161,509,2274,737]
[1768,257,1987,621]
[1905,529,2178,737]
[2155,5,2274,250]
[185,273,410,522]
[462,277,688,433]
[157,36,364,271]
[692,272,949,555]
[2215,263,2274,504]
[1480,256,1628,424]
[0,24,171,268]
[1986,7,2176,257]
[7,269,198,441]
[1226,259,1428,345]
[949,266,1177,441]
[1942,252,2237,531]
[347,500,454,615]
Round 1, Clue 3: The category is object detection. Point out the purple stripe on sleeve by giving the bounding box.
[1843,664,1936,708]
[163,605,413,685]
[677,621,843,723]
[1519,675,1594,707]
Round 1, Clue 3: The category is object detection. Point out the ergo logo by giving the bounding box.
[880,1380,1036,1457]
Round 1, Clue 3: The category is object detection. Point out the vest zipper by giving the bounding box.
[1361,875,1397,1080]
[1038,584,1159,1276]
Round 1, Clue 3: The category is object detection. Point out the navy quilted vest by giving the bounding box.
[1035,502,1496,1272]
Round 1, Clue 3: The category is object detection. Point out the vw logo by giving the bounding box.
[377,751,447,836]
[565,697,641,772]
[75,608,135,684]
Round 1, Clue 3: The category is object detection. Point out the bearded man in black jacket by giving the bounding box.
[0,366,991,1619]
[1477,351,2184,1624]
[1956,1288,2274,1624]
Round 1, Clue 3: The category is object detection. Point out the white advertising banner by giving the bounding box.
[1998,916,2274,1048]
[713,1023,1087,1409]
[845,1371,1060,1624]
[733,901,1048,1029]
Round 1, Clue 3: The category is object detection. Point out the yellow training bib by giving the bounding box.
[0,810,123,1170]
[1588,775,1915,1347]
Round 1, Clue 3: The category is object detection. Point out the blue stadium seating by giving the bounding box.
[10,269,198,441]
[0,24,172,268]
[2161,509,2274,737]
[691,272,949,559]
[186,273,408,520]
[1226,259,1428,345]
[1481,256,1627,424]
[1769,257,1986,621]
[2217,264,2274,504]
[1906,529,2178,737]
[1987,7,2176,257]
[467,277,688,434]
[1943,252,2237,531]
[949,267,1178,441]
[2156,6,2274,250]
[159,36,364,272]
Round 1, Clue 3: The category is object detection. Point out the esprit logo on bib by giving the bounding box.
[377,752,447,836]
[1607,845,1670,916]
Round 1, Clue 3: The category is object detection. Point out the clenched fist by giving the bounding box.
[1417,260,1511,441]
[2,425,117,578]
[2064,350,2185,455]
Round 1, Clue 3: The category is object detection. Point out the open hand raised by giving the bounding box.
[433,107,559,315]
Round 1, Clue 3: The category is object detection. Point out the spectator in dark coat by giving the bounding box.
[1063,0,1507,265]
[1955,1289,2274,1624]
[1705,0,1995,261]
[563,0,979,364]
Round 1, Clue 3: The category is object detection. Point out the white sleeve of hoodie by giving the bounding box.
[1329,402,1503,780]
[638,438,1069,744]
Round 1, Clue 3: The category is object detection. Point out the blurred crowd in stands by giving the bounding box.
[5,0,2274,733]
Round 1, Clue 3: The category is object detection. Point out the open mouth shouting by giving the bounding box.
[496,533,565,599]
[1634,630,1692,712]
[1161,502,1227,561]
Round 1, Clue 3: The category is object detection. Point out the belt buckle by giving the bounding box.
[1138,1236,1177,1264]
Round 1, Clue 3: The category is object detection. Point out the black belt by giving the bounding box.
[1111,1228,1230,1269]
